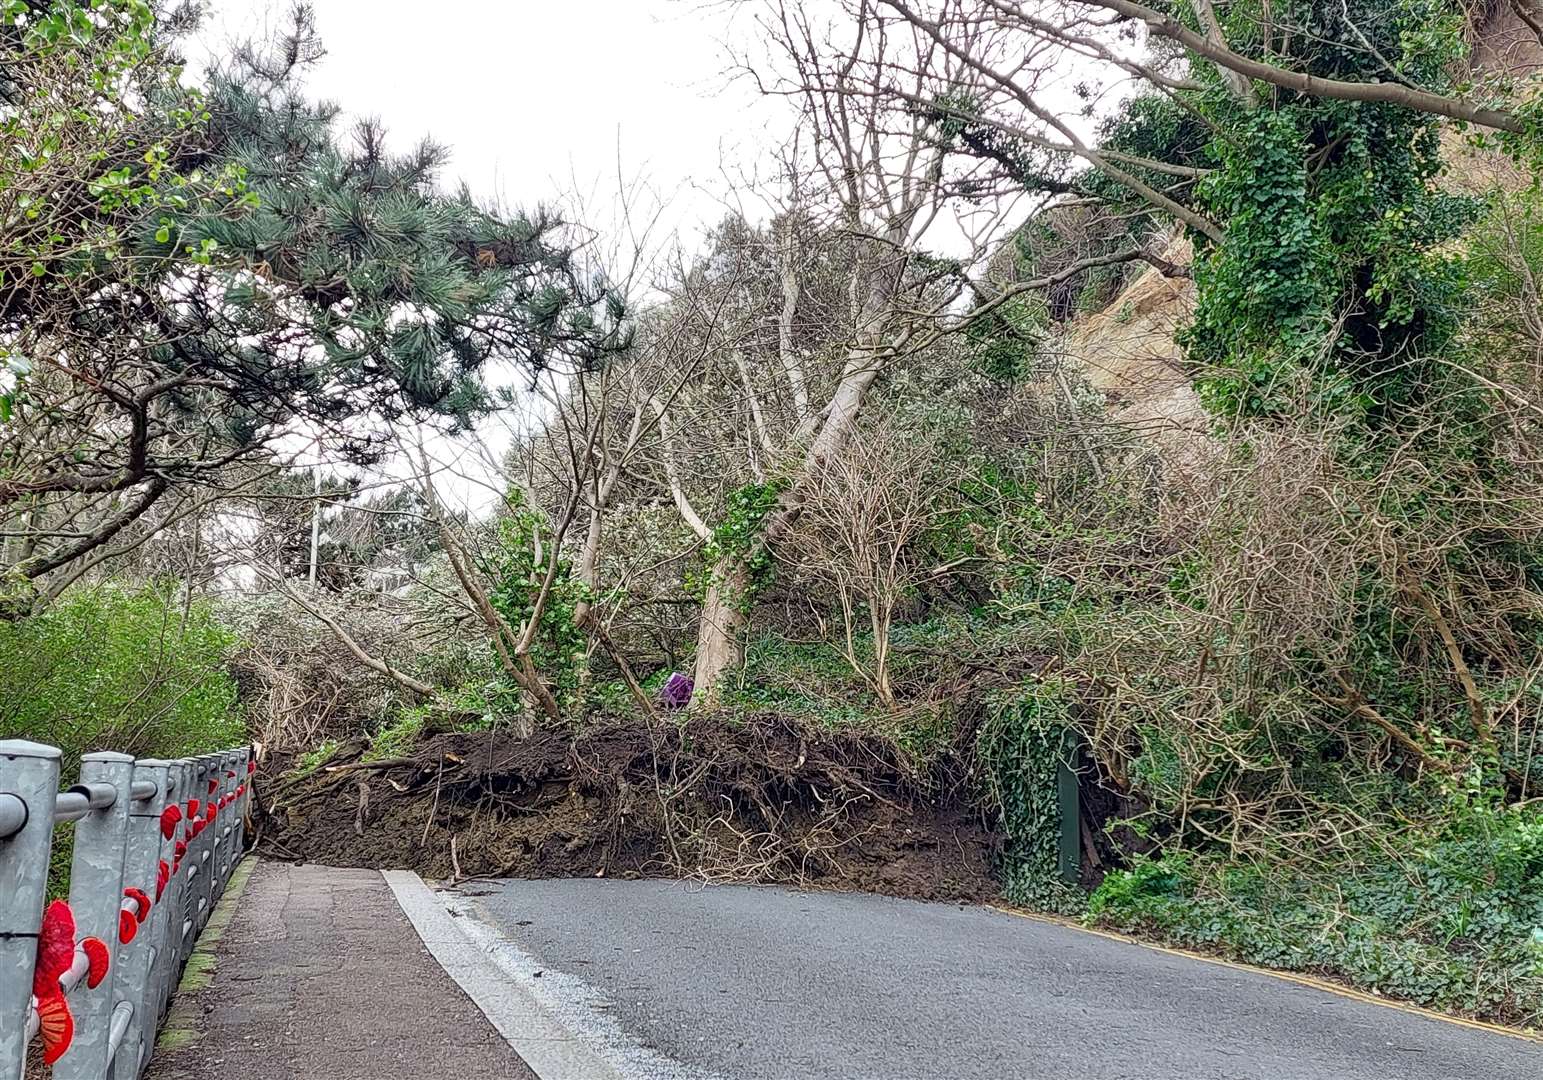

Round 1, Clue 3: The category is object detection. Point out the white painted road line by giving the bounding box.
[380,869,624,1080]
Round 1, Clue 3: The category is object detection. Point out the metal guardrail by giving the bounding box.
[0,741,254,1080]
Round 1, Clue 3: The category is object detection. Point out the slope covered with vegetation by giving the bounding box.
[7,0,1543,1029]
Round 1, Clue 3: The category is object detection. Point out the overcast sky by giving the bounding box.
[200,0,772,243]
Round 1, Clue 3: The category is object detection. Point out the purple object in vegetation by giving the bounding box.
[659,672,694,709]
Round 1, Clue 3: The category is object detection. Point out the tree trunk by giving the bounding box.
[691,557,751,708]
[689,236,901,706]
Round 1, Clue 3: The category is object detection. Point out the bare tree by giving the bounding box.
[679,0,1015,703]
[785,415,959,704]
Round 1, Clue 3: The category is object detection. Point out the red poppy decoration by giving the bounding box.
[236,784,246,797]
[36,995,74,1065]
[208,778,218,795]
[206,801,216,821]
[174,839,188,860]
[159,803,183,840]
[186,798,200,819]
[33,904,78,1062]
[247,760,256,775]
[172,856,182,874]
[34,901,75,997]
[226,770,236,779]
[117,908,137,945]
[124,887,151,923]
[157,860,170,901]
[82,937,110,989]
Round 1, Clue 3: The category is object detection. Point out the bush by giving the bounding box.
[1088,808,1543,1026]
[1,583,243,779]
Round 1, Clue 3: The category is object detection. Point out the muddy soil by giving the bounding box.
[256,714,1000,903]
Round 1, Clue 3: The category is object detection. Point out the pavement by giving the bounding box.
[141,861,536,1080]
[446,877,1543,1080]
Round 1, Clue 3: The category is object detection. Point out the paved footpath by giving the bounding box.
[142,860,535,1080]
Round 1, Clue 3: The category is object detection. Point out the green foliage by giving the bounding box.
[0,583,242,777]
[1180,0,1477,425]
[1090,807,1543,1026]
[364,709,426,762]
[0,0,246,418]
[481,491,589,700]
[295,740,339,776]
[692,479,789,611]
[719,630,956,765]
[965,293,1047,381]
[1,3,632,590]
[977,680,1084,914]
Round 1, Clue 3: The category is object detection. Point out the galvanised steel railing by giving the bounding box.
[0,741,254,1080]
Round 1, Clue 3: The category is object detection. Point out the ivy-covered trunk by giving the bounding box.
[690,558,752,708]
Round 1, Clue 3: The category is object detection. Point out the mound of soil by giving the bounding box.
[257,714,1000,903]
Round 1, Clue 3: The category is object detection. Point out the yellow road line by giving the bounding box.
[986,903,1543,1046]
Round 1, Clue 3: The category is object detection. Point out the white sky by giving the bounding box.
[199,0,772,242]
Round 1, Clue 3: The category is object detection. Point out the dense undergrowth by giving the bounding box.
[1,584,244,895]
[1090,810,1543,1024]
[2,584,243,773]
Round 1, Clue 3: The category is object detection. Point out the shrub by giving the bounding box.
[1089,808,1543,1026]
[1,583,242,779]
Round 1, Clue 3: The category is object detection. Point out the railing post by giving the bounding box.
[208,754,228,899]
[55,752,136,1080]
[147,760,186,1026]
[234,746,251,865]
[169,760,197,985]
[199,754,220,929]
[190,756,212,934]
[0,740,62,1080]
[216,750,240,886]
[110,758,170,1080]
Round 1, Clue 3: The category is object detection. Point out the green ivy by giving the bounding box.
[965,292,1047,381]
[977,679,1084,913]
[1089,807,1543,1026]
[690,479,789,613]
[1181,0,1478,428]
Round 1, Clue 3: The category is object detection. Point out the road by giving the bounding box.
[440,877,1539,1080]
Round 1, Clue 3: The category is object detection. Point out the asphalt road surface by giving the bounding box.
[442,878,1540,1080]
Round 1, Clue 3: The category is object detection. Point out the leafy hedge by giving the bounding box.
[0,584,243,779]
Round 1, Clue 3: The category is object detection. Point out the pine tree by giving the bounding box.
[0,2,627,594]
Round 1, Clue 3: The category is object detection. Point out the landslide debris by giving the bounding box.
[258,714,998,902]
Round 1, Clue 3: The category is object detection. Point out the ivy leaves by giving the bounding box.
[692,480,789,613]
[977,680,1083,914]
[1181,1,1477,426]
